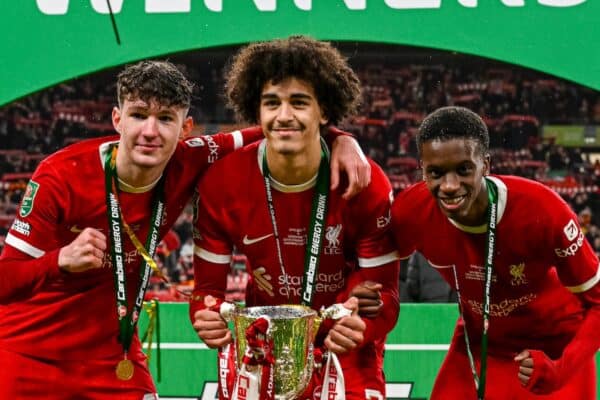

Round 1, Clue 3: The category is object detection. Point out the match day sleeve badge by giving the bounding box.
[19,180,40,218]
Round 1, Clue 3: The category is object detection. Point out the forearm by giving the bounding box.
[527,302,600,394]
[340,262,400,343]
[555,305,600,385]
[0,246,62,303]
[237,126,264,145]
[327,126,354,139]
[189,258,229,323]
[322,126,354,149]
[362,290,399,343]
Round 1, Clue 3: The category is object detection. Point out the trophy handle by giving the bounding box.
[312,317,323,341]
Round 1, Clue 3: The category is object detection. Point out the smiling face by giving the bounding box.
[259,77,328,157]
[421,138,490,226]
[112,97,193,183]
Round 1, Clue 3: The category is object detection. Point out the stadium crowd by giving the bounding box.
[1,47,599,302]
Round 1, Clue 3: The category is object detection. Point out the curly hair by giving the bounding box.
[417,106,490,155]
[224,35,361,125]
[117,60,194,109]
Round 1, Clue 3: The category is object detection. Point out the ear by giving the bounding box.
[180,116,194,140]
[483,153,491,176]
[320,107,329,126]
[112,107,122,134]
[320,113,329,126]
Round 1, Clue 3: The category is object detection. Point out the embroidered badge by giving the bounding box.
[324,224,342,255]
[19,180,40,217]
[509,263,528,286]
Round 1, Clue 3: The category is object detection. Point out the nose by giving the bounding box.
[141,116,159,137]
[440,173,460,194]
[276,102,294,123]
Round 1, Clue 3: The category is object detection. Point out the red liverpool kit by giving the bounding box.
[192,140,400,400]
[0,129,259,399]
[392,176,600,399]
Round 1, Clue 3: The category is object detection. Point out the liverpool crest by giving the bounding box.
[509,263,527,286]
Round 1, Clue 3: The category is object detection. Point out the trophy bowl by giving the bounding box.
[233,305,319,400]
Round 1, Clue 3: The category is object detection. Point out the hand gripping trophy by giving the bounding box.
[210,298,353,400]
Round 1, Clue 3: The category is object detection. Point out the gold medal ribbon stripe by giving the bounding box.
[120,216,190,298]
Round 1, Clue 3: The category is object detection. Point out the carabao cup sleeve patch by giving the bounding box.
[19,180,40,218]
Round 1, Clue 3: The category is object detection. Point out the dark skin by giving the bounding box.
[420,138,535,386]
[420,138,490,227]
[350,281,383,318]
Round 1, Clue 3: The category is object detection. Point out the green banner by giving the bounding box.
[1,1,599,106]
[543,125,600,147]
[139,303,600,399]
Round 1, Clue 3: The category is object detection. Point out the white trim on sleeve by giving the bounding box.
[358,251,399,268]
[566,264,600,293]
[194,247,232,264]
[5,233,45,258]
[232,130,243,150]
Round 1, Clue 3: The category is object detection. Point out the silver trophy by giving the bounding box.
[232,305,320,400]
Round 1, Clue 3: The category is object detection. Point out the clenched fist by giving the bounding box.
[58,228,107,273]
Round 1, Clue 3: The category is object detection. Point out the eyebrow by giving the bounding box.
[261,93,313,100]
[127,105,176,114]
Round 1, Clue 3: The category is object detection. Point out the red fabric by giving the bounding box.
[0,128,261,363]
[192,140,399,397]
[526,350,561,394]
[159,230,180,254]
[0,348,156,400]
[216,343,237,400]
[243,317,275,400]
[392,175,600,394]
[300,349,386,400]
[430,326,596,400]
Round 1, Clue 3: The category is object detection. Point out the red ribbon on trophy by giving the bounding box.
[202,296,237,400]
[320,350,345,400]
[217,342,237,400]
[211,299,352,400]
[233,316,275,400]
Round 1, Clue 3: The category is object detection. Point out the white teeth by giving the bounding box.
[442,196,465,205]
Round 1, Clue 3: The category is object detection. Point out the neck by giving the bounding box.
[463,178,490,226]
[115,151,164,190]
[265,140,322,185]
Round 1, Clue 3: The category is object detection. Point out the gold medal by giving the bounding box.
[116,358,134,380]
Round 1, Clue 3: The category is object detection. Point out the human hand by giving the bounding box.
[192,308,232,348]
[324,297,366,354]
[349,281,383,318]
[330,133,371,200]
[515,349,560,394]
[514,350,534,386]
[58,228,107,273]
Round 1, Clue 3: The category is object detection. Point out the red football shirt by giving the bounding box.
[0,131,250,360]
[392,175,600,358]
[191,140,400,372]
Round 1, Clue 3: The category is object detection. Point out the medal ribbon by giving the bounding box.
[452,177,498,400]
[105,146,165,358]
[141,299,161,381]
[261,138,330,306]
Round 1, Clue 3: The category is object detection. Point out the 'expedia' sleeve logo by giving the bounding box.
[184,137,205,147]
[19,180,40,217]
[555,231,585,258]
[563,219,579,241]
